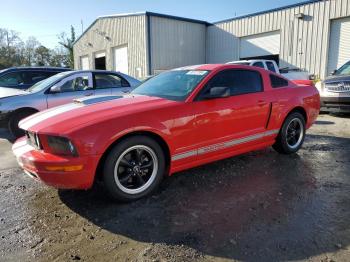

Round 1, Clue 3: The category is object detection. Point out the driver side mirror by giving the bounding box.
[50,85,61,94]
[202,86,230,99]
[330,70,337,75]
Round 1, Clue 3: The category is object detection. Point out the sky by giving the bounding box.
[0,0,306,48]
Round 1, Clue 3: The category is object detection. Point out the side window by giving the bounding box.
[94,74,125,89]
[202,69,263,97]
[0,72,24,86]
[57,75,91,92]
[252,62,265,69]
[270,74,289,88]
[266,62,277,73]
[22,71,56,85]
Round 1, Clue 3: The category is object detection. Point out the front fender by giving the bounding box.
[71,114,173,156]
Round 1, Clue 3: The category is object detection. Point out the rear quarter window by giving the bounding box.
[270,74,289,88]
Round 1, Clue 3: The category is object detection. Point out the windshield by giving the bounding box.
[131,70,209,101]
[335,61,350,75]
[27,71,72,92]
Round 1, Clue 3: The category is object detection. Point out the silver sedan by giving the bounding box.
[0,70,140,137]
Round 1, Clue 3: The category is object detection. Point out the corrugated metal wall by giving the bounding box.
[150,16,206,73]
[206,0,350,78]
[73,15,148,78]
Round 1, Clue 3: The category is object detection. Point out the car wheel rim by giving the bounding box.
[114,145,158,195]
[286,118,304,149]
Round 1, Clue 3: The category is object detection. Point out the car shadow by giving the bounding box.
[315,120,335,125]
[58,134,350,261]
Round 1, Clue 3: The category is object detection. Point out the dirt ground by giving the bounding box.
[0,114,349,262]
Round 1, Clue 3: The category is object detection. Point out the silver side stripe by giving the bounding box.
[172,129,279,161]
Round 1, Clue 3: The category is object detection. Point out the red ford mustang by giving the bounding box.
[13,64,320,201]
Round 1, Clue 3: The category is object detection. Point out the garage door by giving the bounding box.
[327,17,350,74]
[114,46,129,74]
[80,56,89,70]
[240,31,280,58]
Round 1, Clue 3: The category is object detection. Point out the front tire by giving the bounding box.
[103,135,166,202]
[273,112,306,154]
[8,111,36,138]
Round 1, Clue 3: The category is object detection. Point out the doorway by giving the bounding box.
[94,51,106,70]
[95,56,106,70]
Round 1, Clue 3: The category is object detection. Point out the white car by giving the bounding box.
[227,59,312,80]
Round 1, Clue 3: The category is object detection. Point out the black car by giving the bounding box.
[318,61,350,113]
[0,67,70,90]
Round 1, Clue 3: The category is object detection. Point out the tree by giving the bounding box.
[0,28,23,68]
[34,45,51,66]
[0,27,71,69]
[49,47,68,67]
[58,26,75,68]
[23,37,40,66]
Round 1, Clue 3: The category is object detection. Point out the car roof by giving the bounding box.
[73,70,130,74]
[171,64,261,71]
[1,66,70,72]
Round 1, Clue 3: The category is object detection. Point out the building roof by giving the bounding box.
[74,0,324,45]
[213,0,323,24]
[74,11,209,45]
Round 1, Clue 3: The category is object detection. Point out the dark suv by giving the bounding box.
[317,61,350,113]
[0,67,70,90]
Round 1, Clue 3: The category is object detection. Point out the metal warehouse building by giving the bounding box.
[73,0,350,79]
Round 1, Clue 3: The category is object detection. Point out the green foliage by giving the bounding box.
[0,27,76,69]
[58,26,76,68]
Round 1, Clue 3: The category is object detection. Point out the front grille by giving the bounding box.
[325,81,350,92]
[26,131,41,150]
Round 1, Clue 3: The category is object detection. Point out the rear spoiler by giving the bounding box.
[292,79,315,87]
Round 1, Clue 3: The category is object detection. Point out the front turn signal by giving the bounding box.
[44,165,84,172]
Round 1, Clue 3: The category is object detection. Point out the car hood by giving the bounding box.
[0,87,29,98]
[19,95,176,134]
[323,74,350,83]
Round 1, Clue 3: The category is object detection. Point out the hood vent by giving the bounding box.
[74,95,123,105]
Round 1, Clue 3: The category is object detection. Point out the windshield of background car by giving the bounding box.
[27,71,72,92]
[131,70,209,101]
[335,61,350,75]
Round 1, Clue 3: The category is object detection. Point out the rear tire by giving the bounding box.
[273,112,306,154]
[8,110,36,138]
[103,135,166,202]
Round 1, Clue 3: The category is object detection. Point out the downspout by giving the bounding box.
[146,13,152,76]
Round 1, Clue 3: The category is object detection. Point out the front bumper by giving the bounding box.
[12,137,101,189]
[321,96,350,113]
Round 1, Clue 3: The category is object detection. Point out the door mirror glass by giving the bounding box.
[203,86,230,99]
[50,85,61,93]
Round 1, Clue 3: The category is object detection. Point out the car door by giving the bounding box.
[191,69,271,156]
[46,72,94,108]
[93,72,131,96]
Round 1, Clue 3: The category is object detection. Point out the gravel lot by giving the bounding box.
[0,114,349,262]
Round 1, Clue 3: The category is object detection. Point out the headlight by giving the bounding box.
[47,136,78,156]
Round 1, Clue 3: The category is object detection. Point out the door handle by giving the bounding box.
[85,92,94,96]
